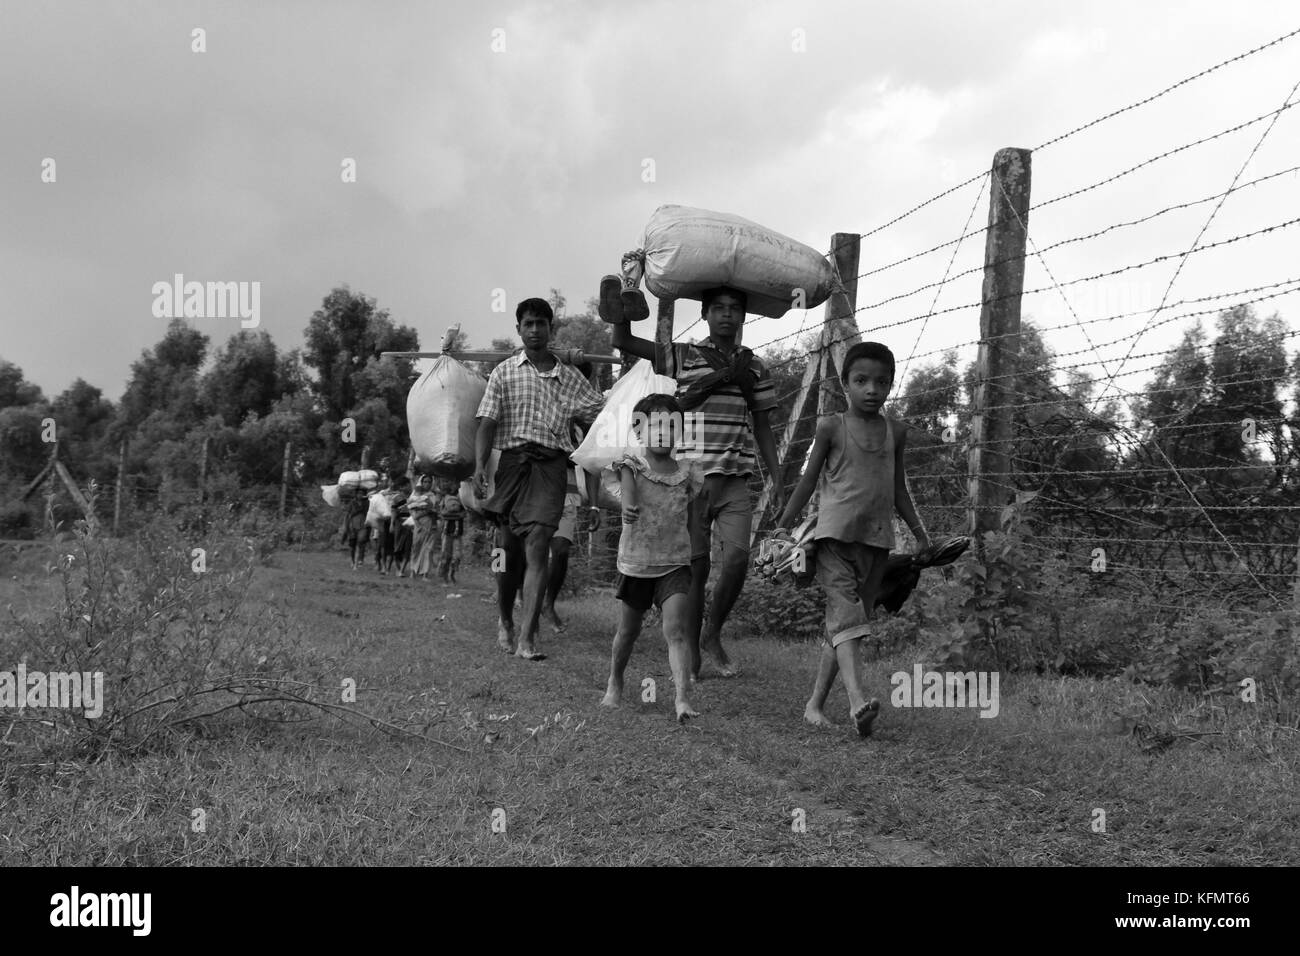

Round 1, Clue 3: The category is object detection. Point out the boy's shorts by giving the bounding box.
[615,566,693,613]
[689,473,754,559]
[816,539,890,648]
[553,493,583,543]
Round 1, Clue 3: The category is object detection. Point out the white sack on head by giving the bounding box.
[408,355,488,481]
[570,361,680,475]
[639,205,836,318]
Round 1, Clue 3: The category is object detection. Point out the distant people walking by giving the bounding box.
[408,474,439,580]
[437,480,465,583]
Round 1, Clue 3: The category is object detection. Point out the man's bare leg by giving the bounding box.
[515,527,553,660]
[661,593,699,722]
[805,642,840,727]
[542,536,571,632]
[496,526,525,652]
[601,603,642,706]
[699,544,748,677]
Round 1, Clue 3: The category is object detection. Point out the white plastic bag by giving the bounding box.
[571,361,679,475]
[638,205,836,318]
[407,355,488,480]
[321,484,341,508]
[365,492,392,529]
[459,449,500,516]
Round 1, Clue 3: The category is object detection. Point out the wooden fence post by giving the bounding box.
[280,441,292,518]
[197,435,209,504]
[656,296,675,358]
[750,232,863,543]
[968,147,1032,556]
[113,439,126,535]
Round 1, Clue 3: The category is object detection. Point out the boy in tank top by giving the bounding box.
[773,342,930,737]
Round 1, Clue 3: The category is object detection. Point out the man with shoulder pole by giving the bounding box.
[473,298,606,661]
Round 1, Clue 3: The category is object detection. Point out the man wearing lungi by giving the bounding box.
[473,297,605,661]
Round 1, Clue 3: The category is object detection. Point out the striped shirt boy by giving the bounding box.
[656,337,778,477]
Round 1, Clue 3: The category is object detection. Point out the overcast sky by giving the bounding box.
[2,0,1297,407]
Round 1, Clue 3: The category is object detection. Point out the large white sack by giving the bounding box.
[340,469,379,492]
[459,448,500,516]
[640,205,836,319]
[408,355,488,480]
[571,361,680,475]
[365,492,392,529]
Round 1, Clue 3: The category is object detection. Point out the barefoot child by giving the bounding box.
[600,394,703,723]
[773,342,929,737]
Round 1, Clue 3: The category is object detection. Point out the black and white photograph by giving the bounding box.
[0,0,1296,915]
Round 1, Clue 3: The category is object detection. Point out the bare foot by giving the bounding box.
[805,704,836,728]
[675,700,700,723]
[542,604,565,634]
[853,699,881,738]
[601,684,622,708]
[497,619,516,654]
[701,633,738,677]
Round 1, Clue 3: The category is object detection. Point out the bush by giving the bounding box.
[0,512,335,758]
[0,501,34,539]
[1124,608,1300,716]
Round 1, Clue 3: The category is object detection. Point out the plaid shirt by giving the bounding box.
[476,351,605,454]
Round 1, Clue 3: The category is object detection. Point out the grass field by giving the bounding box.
[2,538,1297,866]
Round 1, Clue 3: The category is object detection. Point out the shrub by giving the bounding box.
[0,501,34,539]
[0,512,335,758]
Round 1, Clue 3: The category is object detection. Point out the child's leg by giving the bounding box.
[601,603,643,707]
[834,636,868,713]
[659,592,698,721]
[804,642,839,727]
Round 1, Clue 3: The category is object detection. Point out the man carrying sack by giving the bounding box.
[608,281,785,679]
[474,297,605,661]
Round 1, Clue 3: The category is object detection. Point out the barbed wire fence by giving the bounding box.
[673,25,1300,617]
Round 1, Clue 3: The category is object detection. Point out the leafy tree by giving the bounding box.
[552,297,614,389]
[117,319,208,430]
[0,405,51,482]
[200,330,281,427]
[301,286,419,424]
[50,378,116,484]
[0,359,44,409]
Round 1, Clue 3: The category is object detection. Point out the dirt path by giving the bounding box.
[269,548,947,865]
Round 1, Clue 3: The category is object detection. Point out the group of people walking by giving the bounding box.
[338,278,929,736]
[468,281,929,735]
[341,473,466,582]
